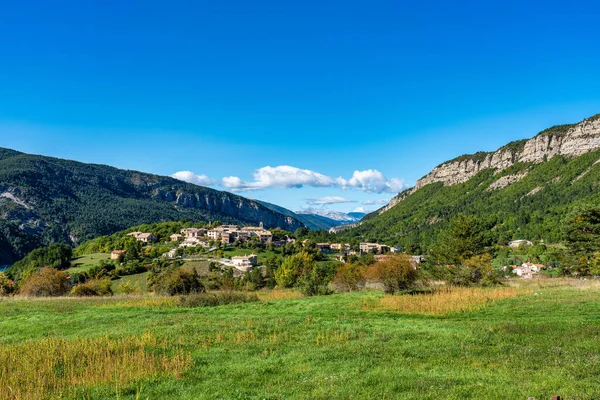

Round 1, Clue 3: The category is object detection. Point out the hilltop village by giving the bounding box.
[121,223,412,272]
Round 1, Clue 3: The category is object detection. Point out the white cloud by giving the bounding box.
[362,199,389,205]
[307,196,356,205]
[338,170,406,193]
[172,171,217,186]
[219,165,406,194]
[352,206,367,213]
[222,165,337,191]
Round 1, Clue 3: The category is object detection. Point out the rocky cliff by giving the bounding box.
[414,115,600,190]
[378,114,600,215]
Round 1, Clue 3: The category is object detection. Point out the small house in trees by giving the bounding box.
[111,250,127,260]
[170,234,183,242]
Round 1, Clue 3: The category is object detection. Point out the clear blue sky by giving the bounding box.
[1,0,599,213]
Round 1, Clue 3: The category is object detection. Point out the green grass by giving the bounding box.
[110,271,149,294]
[181,260,211,275]
[1,280,600,399]
[221,247,282,263]
[67,253,110,273]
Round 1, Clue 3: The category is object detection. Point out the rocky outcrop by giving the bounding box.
[415,116,600,190]
[379,114,600,215]
[486,172,528,191]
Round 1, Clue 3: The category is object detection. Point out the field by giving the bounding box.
[67,253,110,273]
[110,271,150,294]
[1,280,600,399]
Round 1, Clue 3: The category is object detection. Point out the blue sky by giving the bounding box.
[1,0,600,213]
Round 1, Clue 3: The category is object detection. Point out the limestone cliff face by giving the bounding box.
[381,114,600,214]
[415,117,600,190]
[167,190,302,231]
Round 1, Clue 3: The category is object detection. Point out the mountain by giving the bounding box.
[347,212,367,220]
[295,210,365,230]
[346,113,600,252]
[298,210,364,222]
[0,148,303,265]
[254,200,365,231]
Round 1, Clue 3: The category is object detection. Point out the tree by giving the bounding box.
[7,244,73,282]
[0,272,15,296]
[332,263,366,292]
[19,268,70,297]
[275,252,315,288]
[150,267,205,295]
[564,206,600,257]
[366,255,418,294]
[297,263,333,296]
[451,253,502,286]
[434,214,485,265]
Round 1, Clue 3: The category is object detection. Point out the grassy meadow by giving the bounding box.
[1,280,600,399]
[67,253,110,273]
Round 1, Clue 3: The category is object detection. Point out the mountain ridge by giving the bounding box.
[0,148,303,264]
[376,114,600,215]
[344,112,600,253]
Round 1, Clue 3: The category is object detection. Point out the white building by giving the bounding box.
[231,254,258,271]
[508,239,533,248]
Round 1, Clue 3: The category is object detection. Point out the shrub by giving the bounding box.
[70,279,113,296]
[0,273,15,296]
[366,255,418,294]
[297,264,333,296]
[275,252,315,288]
[19,268,70,297]
[332,263,366,292]
[151,267,205,295]
[116,280,139,294]
[451,253,503,286]
[178,291,259,308]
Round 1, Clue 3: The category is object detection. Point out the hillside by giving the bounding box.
[0,148,303,265]
[344,114,600,252]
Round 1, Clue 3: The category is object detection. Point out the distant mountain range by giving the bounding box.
[295,210,365,230]
[0,148,303,265]
[254,200,365,231]
[346,113,600,252]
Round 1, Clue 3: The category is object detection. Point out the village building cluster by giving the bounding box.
[511,262,544,279]
[171,223,276,249]
[126,231,157,243]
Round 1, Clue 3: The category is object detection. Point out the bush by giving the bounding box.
[0,272,15,296]
[151,267,205,295]
[115,280,139,294]
[178,291,259,308]
[451,254,503,286]
[70,278,113,296]
[275,252,315,288]
[332,263,366,292]
[366,255,418,294]
[19,268,70,297]
[297,264,333,296]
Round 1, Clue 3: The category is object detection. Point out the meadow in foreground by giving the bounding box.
[1,281,600,399]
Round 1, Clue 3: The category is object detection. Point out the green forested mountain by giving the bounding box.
[342,114,600,253]
[0,148,303,265]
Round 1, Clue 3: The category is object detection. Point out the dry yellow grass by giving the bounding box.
[363,286,520,315]
[256,289,303,301]
[108,295,178,308]
[508,277,600,291]
[0,333,190,400]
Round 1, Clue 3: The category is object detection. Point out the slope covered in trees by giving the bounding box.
[0,148,303,265]
[342,149,600,253]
